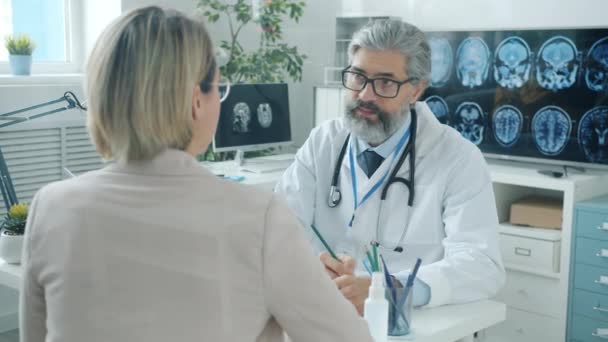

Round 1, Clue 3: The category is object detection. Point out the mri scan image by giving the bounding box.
[425,95,450,124]
[456,37,491,88]
[454,102,485,145]
[585,37,608,92]
[536,36,580,91]
[492,105,524,147]
[494,36,533,89]
[429,37,453,88]
[257,103,273,128]
[232,102,251,133]
[578,106,608,164]
[531,106,572,156]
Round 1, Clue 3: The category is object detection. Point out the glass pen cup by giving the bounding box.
[386,285,413,337]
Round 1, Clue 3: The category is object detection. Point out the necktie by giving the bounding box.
[357,149,385,178]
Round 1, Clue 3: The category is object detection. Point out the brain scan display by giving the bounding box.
[531,106,572,156]
[492,105,523,147]
[429,37,453,88]
[536,36,580,91]
[425,96,450,124]
[456,37,491,88]
[257,103,273,128]
[585,37,608,92]
[454,102,485,145]
[578,106,608,164]
[493,37,533,89]
[232,102,251,133]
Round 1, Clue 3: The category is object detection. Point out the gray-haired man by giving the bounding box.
[276,19,505,315]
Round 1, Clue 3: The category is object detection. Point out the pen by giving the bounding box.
[310,224,339,260]
[400,258,422,308]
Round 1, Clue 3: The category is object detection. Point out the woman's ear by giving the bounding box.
[192,85,203,120]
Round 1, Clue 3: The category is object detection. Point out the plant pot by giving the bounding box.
[0,229,24,264]
[9,54,33,76]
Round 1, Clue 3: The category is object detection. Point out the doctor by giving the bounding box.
[276,19,505,314]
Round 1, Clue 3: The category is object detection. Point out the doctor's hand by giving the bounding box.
[319,252,356,279]
[335,275,371,316]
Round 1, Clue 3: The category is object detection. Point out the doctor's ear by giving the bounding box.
[411,80,428,102]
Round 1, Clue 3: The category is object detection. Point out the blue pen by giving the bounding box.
[400,258,422,308]
[380,255,396,302]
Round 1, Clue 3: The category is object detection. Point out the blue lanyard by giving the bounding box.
[347,124,411,227]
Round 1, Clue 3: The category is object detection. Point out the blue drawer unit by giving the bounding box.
[569,196,608,342]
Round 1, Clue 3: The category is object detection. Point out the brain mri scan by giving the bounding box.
[456,37,491,88]
[425,95,450,124]
[536,36,580,91]
[232,102,251,133]
[585,37,608,92]
[257,103,273,128]
[578,106,608,164]
[531,106,572,156]
[454,102,486,145]
[494,36,533,89]
[429,37,453,88]
[492,105,524,147]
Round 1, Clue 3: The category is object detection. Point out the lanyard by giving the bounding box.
[347,124,411,227]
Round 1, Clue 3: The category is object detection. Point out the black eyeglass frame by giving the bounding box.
[341,65,419,99]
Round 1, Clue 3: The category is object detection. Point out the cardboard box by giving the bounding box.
[510,196,563,229]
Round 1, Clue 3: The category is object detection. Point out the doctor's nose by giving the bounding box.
[358,82,378,102]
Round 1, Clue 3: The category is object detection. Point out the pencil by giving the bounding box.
[310,224,339,260]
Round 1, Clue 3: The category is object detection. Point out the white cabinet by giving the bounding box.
[483,161,608,342]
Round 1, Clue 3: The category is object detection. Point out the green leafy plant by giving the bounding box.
[197,0,307,84]
[4,34,35,55]
[1,203,28,235]
[197,0,306,161]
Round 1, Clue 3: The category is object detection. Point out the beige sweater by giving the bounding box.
[20,149,372,342]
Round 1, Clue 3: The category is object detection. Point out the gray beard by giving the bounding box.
[343,98,410,146]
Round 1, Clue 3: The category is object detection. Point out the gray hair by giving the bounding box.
[348,19,431,84]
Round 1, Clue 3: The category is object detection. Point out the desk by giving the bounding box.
[201,154,293,190]
[0,259,21,290]
[402,300,505,342]
[0,258,505,342]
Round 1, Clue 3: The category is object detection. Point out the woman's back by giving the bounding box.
[21,150,371,341]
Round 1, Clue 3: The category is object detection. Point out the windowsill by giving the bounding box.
[0,73,84,85]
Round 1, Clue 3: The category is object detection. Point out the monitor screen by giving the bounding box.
[213,83,292,152]
[422,28,608,169]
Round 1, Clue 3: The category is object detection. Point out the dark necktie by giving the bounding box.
[357,150,385,178]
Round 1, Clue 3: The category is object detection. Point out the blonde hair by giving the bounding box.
[85,6,216,163]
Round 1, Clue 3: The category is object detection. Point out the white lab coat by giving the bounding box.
[276,101,505,307]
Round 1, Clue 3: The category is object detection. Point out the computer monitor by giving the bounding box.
[212,83,292,159]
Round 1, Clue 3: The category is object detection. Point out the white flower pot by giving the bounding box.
[0,230,24,264]
[9,54,32,76]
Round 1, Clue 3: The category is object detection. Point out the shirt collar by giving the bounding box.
[356,113,412,159]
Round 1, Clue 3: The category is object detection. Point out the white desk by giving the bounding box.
[201,154,293,190]
[0,258,505,342]
[0,259,21,290]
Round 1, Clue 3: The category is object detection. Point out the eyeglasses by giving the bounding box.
[341,66,418,99]
[200,78,231,103]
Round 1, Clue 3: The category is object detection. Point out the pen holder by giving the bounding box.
[386,286,413,337]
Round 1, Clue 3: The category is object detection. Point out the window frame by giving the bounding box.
[0,0,84,75]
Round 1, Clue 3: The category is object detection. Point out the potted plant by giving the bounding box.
[4,34,35,76]
[197,0,307,161]
[0,203,28,263]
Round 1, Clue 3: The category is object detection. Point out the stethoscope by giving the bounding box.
[327,107,418,253]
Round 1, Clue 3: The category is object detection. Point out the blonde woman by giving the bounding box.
[19,6,372,342]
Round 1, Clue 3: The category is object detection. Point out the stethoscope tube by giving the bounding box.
[326,108,418,253]
[328,133,350,207]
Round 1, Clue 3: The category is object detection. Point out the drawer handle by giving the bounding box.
[598,249,608,258]
[598,223,608,231]
[515,247,531,256]
[594,306,608,313]
[595,279,608,286]
[592,333,608,339]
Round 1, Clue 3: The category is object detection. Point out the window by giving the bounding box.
[0,0,83,73]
